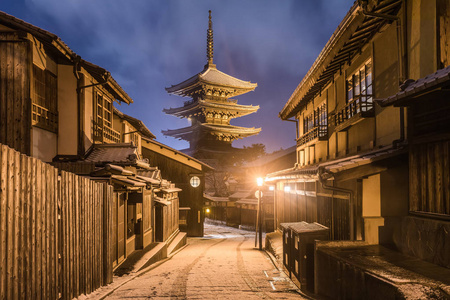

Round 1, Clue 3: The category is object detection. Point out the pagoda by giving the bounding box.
[163,11,260,159]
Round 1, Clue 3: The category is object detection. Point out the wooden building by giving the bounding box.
[0,11,132,162]
[140,137,213,237]
[113,108,214,237]
[0,10,193,271]
[377,65,450,268]
[163,11,260,159]
[267,0,449,266]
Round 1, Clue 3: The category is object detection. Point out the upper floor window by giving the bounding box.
[304,113,314,134]
[32,65,58,132]
[95,92,112,128]
[346,59,373,113]
[94,91,120,143]
[303,102,327,135]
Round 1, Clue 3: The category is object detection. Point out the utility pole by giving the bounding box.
[257,177,264,250]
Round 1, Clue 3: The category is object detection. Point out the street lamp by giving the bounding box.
[256,177,264,250]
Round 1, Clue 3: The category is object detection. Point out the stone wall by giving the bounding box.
[394,216,450,268]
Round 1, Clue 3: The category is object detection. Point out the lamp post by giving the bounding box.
[257,177,264,250]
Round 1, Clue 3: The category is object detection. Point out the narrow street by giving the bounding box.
[105,224,305,299]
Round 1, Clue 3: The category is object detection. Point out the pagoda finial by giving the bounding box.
[207,10,214,65]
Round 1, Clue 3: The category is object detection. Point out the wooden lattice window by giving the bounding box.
[94,91,120,143]
[32,65,58,132]
[303,113,314,134]
[346,59,373,113]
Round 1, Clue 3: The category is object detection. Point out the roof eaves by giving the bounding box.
[279,2,361,120]
[141,136,214,171]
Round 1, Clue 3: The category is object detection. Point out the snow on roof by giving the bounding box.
[378,64,450,106]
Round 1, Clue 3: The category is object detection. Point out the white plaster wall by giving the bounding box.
[32,127,57,162]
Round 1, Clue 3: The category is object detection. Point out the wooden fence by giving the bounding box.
[0,144,113,300]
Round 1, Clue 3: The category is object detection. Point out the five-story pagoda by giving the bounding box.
[163,11,260,159]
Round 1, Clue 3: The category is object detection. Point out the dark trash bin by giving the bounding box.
[289,222,329,292]
[280,222,305,277]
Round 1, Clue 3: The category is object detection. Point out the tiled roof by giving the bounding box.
[204,194,229,202]
[243,146,296,168]
[265,146,405,181]
[85,143,142,164]
[378,65,450,107]
[114,108,156,139]
[166,64,256,95]
[0,11,133,104]
[229,191,252,199]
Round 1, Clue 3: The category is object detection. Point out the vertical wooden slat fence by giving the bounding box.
[0,144,113,300]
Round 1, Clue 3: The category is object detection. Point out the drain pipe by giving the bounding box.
[73,55,111,156]
[285,118,299,140]
[318,167,355,240]
[73,55,84,157]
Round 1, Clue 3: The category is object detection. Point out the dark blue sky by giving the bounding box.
[0,0,354,153]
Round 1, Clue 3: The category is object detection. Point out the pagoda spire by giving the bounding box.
[206,10,214,65]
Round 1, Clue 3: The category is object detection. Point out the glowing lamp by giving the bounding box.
[256,177,264,187]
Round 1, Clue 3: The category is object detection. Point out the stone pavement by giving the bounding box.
[88,224,308,299]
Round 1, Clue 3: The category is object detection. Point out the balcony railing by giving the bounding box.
[32,103,58,133]
[297,125,327,147]
[334,97,374,130]
[94,122,121,144]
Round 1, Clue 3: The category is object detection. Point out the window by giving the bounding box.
[32,65,58,132]
[315,102,327,138]
[94,91,120,143]
[303,113,314,134]
[95,92,112,128]
[302,103,327,137]
[346,59,373,115]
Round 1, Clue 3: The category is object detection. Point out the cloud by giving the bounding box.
[3,0,355,152]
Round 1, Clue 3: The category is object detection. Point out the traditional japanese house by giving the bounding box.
[377,65,450,269]
[163,11,260,159]
[140,137,213,237]
[0,11,190,271]
[266,0,450,296]
[0,11,132,162]
[113,108,213,237]
[268,0,411,243]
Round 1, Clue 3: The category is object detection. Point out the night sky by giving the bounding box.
[0,0,354,153]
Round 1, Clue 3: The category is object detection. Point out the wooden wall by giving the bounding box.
[275,182,351,240]
[142,147,204,236]
[410,141,450,215]
[0,33,31,155]
[0,144,113,300]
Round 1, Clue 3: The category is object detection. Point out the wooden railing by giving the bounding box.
[297,125,327,147]
[94,123,121,144]
[334,98,374,127]
[32,103,58,133]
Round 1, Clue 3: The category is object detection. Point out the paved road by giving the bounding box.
[106,224,305,299]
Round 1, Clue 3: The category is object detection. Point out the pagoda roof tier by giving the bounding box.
[165,64,257,98]
[163,99,259,118]
[161,123,261,142]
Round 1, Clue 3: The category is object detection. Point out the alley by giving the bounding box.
[104,224,305,299]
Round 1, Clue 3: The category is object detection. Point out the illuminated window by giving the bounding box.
[346,59,373,114]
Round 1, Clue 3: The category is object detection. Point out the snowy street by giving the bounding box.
[104,224,305,299]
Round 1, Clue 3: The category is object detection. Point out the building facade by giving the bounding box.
[267,0,450,263]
